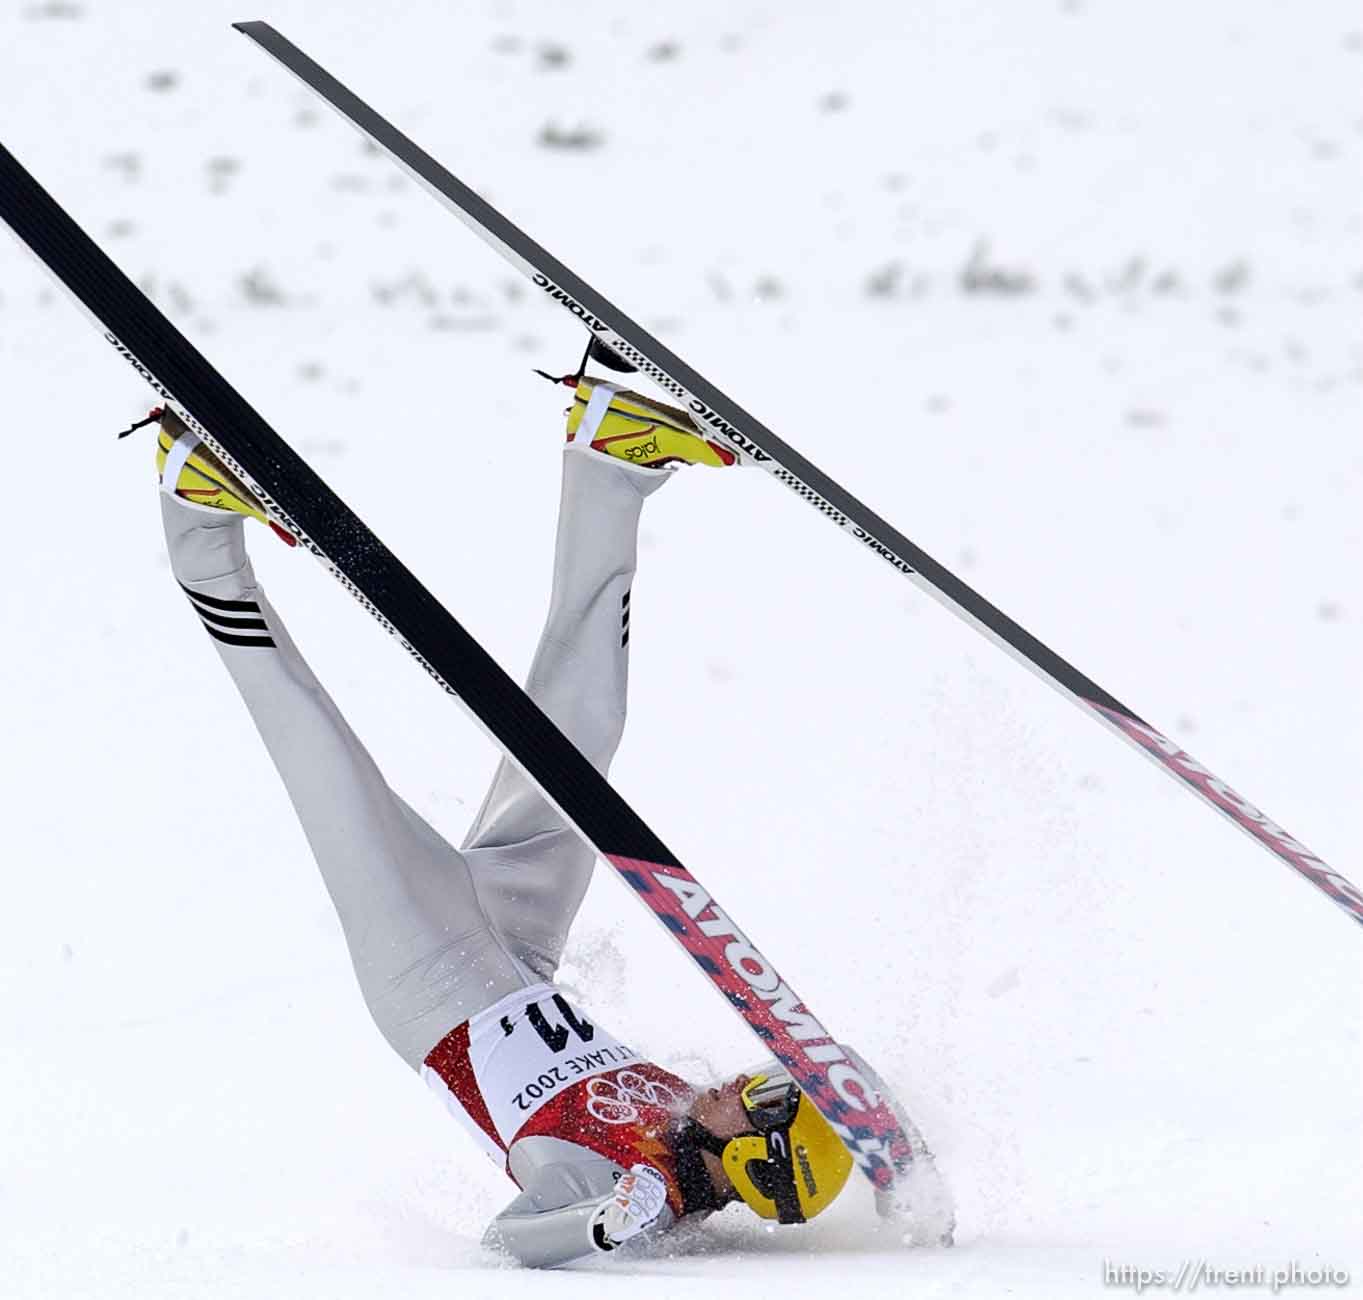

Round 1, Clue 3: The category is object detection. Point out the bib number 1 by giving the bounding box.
[504,993,595,1053]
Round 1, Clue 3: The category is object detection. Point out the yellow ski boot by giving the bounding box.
[565,376,736,470]
[152,409,296,545]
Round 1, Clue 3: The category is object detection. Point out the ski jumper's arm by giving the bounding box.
[484,1139,676,1268]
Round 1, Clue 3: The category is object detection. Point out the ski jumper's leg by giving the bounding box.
[161,495,534,1068]
[460,448,666,979]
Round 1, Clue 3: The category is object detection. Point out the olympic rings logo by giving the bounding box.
[585,1071,683,1125]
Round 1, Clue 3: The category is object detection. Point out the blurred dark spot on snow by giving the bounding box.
[926,394,952,415]
[976,131,999,153]
[537,122,604,151]
[1150,268,1184,296]
[239,267,286,307]
[1109,256,1146,293]
[818,91,850,114]
[1060,0,1085,13]
[1077,772,1102,791]
[1125,409,1166,429]
[1215,306,1242,328]
[491,34,523,54]
[883,172,908,192]
[61,943,73,963]
[360,139,382,158]
[376,211,399,229]
[961,241,1035,296]
[1344,30,1363,52]
[1053,312,1074,332]
[537,43,571,69]
[1063,273,1095,303]
[500,279,524,303]
[719,34,742,53]
[1212,260,1250,294]
[865,262,903,299]
[145,69,179,93]
[297,361,324,383]
[867,260,928,300]
[1175,714,1196,734]
[706,271,733,302]
[1048,107,1092,133]
[104,152,141,182]
[1280,502,1303,522]
[429,313,499,332]
[167,282,194,317]
[106,218,136,240]
[1283,337,1308,365]
[958,545,977,568]
[752,275,785,302]
[371,271,438,308]
[647,40,680,62]
[139,275,158,303]
[23,1,84,17]
[175,1228,189,1249]
[705,660,735,685]
[330,173,373,193]
[294,108,319,129]
[206,156,241,195]
[1316,600,1343,622]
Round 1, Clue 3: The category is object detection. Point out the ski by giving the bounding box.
[0,140,938,1211]
[233,20,1362,931]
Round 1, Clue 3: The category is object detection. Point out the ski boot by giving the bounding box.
[133,407,296,545]
[564,376,737,471]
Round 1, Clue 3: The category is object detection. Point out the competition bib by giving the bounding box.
[467,984,639,1144]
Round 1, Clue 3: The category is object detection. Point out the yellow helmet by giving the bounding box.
[721,1068,853,1223]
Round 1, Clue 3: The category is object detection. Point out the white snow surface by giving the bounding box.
[1,2,1360,1297]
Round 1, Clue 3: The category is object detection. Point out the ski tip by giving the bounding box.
[231,20,269,36]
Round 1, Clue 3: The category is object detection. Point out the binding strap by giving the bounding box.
[570,380,622,447]
[160,428,201,496]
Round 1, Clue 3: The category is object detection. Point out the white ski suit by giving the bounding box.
[163,442,708,1266]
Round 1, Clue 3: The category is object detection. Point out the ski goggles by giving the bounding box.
[739,1070,801,1133]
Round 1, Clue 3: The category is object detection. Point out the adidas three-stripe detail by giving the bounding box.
[179,581,276,649]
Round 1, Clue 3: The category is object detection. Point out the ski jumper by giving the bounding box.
[161,442,692,1265]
